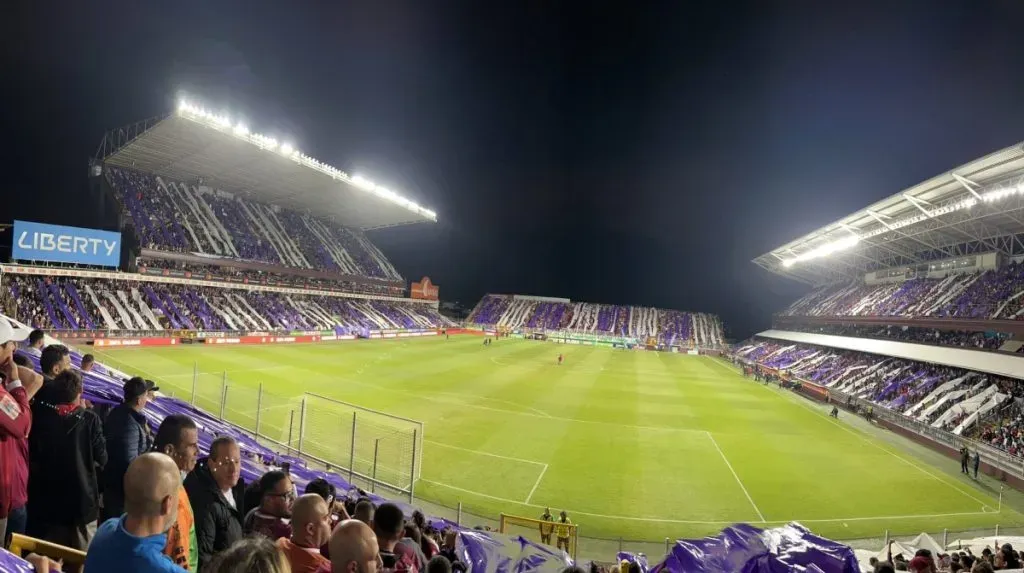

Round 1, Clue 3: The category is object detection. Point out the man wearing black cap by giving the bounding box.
[101,376,156,519]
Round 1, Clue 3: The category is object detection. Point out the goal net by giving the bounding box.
[299,393,424,496]
[499,513,578,559]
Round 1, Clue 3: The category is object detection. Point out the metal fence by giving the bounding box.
[165,366,423,501]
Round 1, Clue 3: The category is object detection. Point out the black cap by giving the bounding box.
[123,377,159,401]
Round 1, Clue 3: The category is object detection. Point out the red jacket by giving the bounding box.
[0,384,31,518]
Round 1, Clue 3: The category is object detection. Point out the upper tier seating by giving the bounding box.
[781,262,1024,319]
[4,275,452,333]
[467,294,725,347]
[107,167,402,281]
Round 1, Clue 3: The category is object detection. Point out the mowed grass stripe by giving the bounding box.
[96,338,1024,541]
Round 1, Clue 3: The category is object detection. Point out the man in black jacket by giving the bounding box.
[27,370,107,550]
[101,377,156,519]
[184,435,245,570]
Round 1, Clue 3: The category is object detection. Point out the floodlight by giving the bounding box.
[234,123,248,136]
[280,143,294,156]
[782,259,794,268]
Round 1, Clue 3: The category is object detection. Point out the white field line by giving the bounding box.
[424,440,546,466]
[706,357,997,511]
[431,391,553,418]
[524,464,548,504]
[334,374,708,436]
[418,477,997,524]
[706,431,766,523]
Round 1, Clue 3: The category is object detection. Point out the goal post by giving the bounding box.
[499,513,578,560]
[299,392,424,499]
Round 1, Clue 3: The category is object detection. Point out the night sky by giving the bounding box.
[5,1,1024,338]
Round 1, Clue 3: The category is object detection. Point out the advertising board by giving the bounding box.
[13,220,121,267]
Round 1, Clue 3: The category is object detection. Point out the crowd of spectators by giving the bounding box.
[734,337,1024,455]
[469,294,725,347]
[782,261,1024,320]
[136,257,407,298]
[782,323,1011,352]
[4,274,452,334]
[108,166,403,282]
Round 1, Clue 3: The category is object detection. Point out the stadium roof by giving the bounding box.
[96,100,437,230]
[753,142,1024,286]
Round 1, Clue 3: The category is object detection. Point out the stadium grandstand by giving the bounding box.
[741,142,1024,488]
[467,294,725,348]
[5,101,1024,573]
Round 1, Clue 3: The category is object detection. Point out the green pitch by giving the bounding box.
[90,336,1023,541]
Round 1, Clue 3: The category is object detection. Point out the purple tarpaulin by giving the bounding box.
[456,530,572,573]
[624,523,857,573]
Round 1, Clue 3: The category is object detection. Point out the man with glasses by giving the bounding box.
[243,470,294,540]
[184,435,245,570]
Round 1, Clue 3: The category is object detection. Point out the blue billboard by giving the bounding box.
[12,220,122,267]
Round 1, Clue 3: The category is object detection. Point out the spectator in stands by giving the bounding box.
[80,353,95,373]
[27,369,106,550]
[243,470,294,540]
[305,477,349,522]
[427,556,452,573]
[329,519,381,573]
[103,377,156,519]
[276,493,332,572]
[205,536,291,573]
[399,524,429,570]
[25,329,44,356]
[375,502,418,573]
[154,414,200,571]
[3,351,43,546]
[0,319,33,545]
[85,452,186,573]
[184,435,245,570]
[34,344,70,404]
[354,500,375,526]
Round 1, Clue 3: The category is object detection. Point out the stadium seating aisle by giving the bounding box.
[467,294,725,348]
[4,275,453,334]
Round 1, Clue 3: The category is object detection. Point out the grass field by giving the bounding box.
[89,336,1024,542]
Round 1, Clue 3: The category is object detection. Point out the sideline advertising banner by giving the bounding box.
[12,220,121,267]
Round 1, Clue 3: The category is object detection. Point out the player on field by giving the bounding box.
[555,511,572,552]
[557,354,563,366]
[538,508,554,544]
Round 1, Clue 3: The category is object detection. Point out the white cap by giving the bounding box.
[0,319,32,345]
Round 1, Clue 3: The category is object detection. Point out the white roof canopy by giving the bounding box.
[97,109,437,231]
[754,143,1024,285]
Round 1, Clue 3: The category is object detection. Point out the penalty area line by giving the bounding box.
[524,464,548,504]
[706,431,766,523]
[424,440,547,466]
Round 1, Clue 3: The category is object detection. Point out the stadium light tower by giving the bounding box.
[175,94,437,222]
